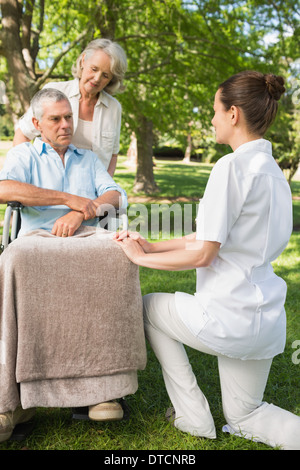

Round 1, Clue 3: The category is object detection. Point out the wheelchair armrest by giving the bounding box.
[1,202,23,252]
[7,202,23,209]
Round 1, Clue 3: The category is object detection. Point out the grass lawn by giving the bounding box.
[0,155,299,451]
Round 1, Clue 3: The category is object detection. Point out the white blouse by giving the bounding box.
[175,139,293,360]
[71,118,93,150]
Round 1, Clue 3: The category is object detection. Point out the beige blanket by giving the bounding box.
[0,226,147,412]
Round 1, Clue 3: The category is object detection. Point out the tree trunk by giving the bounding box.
[133,115,159,194]
[1,0,36,113]
[183,131,192,163]
[125,131,138,167]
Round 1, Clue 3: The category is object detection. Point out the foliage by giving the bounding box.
[0,104,13,138]
[268,89,300,183]
[0,0,299,187]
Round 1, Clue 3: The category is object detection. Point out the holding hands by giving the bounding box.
[113,230,152,264]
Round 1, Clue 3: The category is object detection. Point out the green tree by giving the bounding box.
[114,0,270,191]
[1,0,299,191]
[239,0,300,179]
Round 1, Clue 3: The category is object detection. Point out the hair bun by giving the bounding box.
[265,74,285,101]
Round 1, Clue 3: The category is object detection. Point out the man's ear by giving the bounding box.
[32,117,41,131]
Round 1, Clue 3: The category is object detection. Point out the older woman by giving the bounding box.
[13,38,127,176]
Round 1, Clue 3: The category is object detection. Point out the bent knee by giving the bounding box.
[143,292,172,318]
[142,292,176,332]
[223,397,263,428]
[142,293,155,324]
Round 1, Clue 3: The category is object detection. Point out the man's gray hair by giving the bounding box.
[31,88,70,120]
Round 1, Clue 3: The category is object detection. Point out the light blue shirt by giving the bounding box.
[0,138,127,235]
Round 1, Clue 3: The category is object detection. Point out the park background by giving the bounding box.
[0,0,299,451]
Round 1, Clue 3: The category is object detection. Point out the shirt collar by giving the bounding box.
[33,137,84,157]
[70,78,109,108]
[68,78,81,99]
[96,90,109,108]
[68,144,85,155]
[33,137,48,155]
[234,139,272,156]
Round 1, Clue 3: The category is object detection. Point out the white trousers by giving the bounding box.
[143,293,300,450]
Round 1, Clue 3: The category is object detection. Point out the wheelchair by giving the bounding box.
[1,201,22,252]
[0,201,130,440]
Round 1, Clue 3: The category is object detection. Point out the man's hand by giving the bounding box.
[64,194,98,220]
[51,211,84,237]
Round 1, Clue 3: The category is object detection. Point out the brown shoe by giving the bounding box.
[0,406,35,443]
[88,401,124,421]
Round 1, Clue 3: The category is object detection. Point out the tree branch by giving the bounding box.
[33,29,89,92]
[20,0,36,78]
[21,0,34,50]
[31,0,45,62]
[116,31,262,57]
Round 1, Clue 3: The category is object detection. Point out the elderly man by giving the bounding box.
[0,89,146,442]
[0,88,126,237]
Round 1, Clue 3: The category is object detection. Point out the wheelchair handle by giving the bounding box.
[1,202,23,252]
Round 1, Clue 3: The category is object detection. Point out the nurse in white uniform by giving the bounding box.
[114,70,300,450]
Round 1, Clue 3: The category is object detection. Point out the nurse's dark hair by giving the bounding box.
[218,71,285,136]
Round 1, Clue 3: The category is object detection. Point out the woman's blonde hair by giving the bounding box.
[72,38,127,95]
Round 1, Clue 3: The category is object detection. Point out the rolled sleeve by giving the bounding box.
[94,156,127,208]
[0,145,31,183]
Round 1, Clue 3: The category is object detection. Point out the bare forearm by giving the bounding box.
[0,181,124,222]
[117,237,220,271]
[13,128,31,146]
[107,155,118,177]
[0,180,68,206]
[0,180,97,220]
[147,232,197,253]
[134,246,213,270]
[94,190,123,215]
